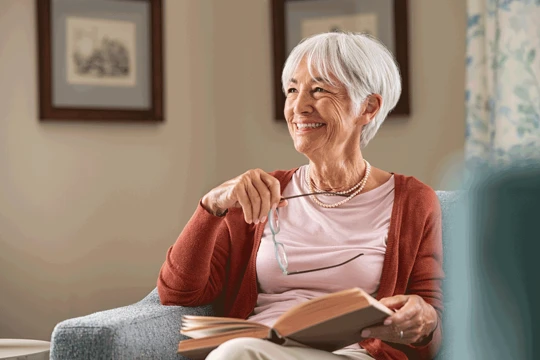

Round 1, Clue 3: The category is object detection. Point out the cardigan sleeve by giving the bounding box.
[157,201,231,307]
[404,189,444,359]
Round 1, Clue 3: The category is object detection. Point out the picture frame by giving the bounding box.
[36,0,164,122]
[271,0,410,121]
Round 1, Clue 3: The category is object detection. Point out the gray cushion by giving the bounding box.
[51,290,213,360]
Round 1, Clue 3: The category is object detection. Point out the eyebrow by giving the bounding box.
[289,77,330,84]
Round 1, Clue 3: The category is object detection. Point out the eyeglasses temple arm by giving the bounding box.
[286,253,364,276]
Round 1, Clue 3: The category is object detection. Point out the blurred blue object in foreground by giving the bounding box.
[445,163,540,360]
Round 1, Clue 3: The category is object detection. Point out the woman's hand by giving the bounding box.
[201,169,286,223]
[360,295,438,345]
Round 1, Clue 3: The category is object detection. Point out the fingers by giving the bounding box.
[235,185,254,224]
[260,172,282,209]
[383,295,421,326]
[361,324,407,344]
[361,324,421,344]
[235,169,282,224]
[251,175,272,224]
[379,295,409,310]
[205,169,284,222]
[362,295,437,345]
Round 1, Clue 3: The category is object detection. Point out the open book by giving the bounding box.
[178,287,393,359]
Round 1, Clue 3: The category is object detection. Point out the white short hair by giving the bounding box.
[282,32,402,148]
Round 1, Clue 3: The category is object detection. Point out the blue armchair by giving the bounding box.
[50,191,461,360]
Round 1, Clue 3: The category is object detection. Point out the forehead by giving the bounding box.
[288,60,339,86]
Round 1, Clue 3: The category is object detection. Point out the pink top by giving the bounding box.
[248,166,395,348]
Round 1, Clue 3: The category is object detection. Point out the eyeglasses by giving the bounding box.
[268,192,364,276]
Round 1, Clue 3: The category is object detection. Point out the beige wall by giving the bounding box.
[0,0,465,340]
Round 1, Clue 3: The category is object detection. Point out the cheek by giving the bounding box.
[284,102,295,133]
[316,99,353,142]
[284,99,294,119]
[318,99,344,126]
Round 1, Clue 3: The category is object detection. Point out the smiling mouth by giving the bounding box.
[295,123,325,130]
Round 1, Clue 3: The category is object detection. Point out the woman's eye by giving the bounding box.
[287,88,297,94]
[314,87,325,93]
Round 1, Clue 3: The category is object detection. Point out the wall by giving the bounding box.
[0,0,465,340]
[0,0,218,339]
[363,1,467,189]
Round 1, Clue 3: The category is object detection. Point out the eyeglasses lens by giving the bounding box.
[269,209,280,233]
[275,242,288,272]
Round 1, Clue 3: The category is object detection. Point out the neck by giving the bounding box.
[308,154,367,193]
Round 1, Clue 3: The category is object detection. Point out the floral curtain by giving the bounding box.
[466,0,540,166]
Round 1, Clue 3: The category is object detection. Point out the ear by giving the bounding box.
[359,94,382,124]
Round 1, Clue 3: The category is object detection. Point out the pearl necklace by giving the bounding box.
[306,165,364,195]
[308,160,371,208]
[306,159,370,194]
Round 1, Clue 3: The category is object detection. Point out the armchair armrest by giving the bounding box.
[50,288,214,360]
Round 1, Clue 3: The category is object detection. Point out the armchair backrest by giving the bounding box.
[435,190,462,259]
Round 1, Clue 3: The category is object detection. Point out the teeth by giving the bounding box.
[296,123,324,129]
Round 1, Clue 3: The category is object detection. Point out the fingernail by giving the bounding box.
[261,216,267,223]
[254,219,259,224]
[384,319,392,326]
[361,330,370,337]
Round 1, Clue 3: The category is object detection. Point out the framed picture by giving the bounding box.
[36,0,164,121]
[271,0,410,121]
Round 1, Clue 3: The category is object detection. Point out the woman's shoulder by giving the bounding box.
[393,173,440,211]
[367,167,434,196]
[394,173,435,192]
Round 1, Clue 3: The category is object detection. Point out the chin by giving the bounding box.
[293,140,314,157]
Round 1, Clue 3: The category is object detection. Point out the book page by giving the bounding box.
[181,315,268,339]
[182,315,261,326]
[182,324,263,339]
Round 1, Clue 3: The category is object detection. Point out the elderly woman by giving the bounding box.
[158,32,443,360]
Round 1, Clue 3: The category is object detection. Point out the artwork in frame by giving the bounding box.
[37,0,164,121]
[271,0,410,121]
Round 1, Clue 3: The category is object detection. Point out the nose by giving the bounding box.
[293,90,314,115]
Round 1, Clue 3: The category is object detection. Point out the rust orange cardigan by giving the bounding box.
[158,169,444,360]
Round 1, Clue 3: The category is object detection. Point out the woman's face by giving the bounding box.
[284,59,365,160]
